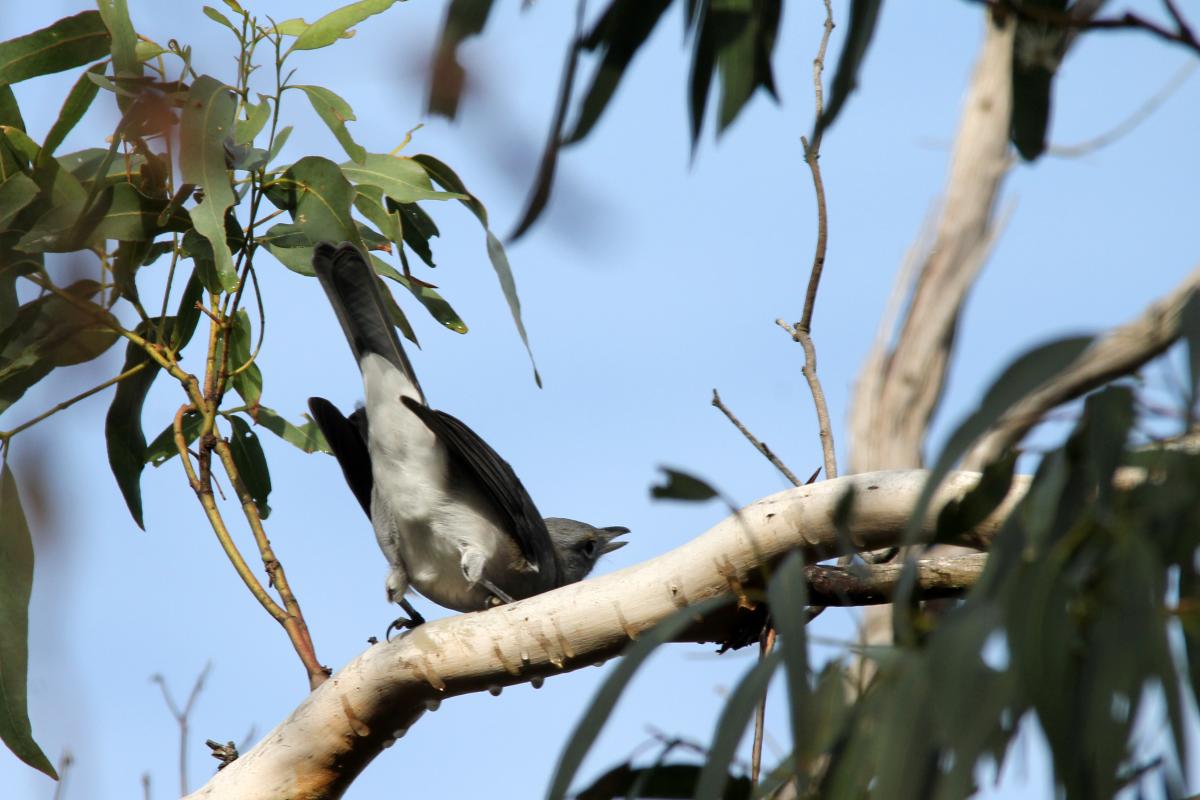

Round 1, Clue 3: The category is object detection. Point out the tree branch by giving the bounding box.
[805,553,987,606]
[185,469,1031,800]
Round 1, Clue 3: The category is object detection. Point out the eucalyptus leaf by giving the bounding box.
[0,11,110,86]
[289,0,401,52]
[228,415,271,519]
[180,75,238,291]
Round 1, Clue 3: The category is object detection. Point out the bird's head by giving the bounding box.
[545,518,630,584]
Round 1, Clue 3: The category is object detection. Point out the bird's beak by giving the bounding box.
[599,526,630,555]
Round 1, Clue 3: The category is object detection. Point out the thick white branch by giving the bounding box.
[185,469,1025,800]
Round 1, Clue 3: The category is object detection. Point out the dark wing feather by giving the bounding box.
[401,397,563,587]
[308,396,373,518]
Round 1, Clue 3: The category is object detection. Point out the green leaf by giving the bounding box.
[370,254,468,333]
[0,173,38,231]
[133,41,164,62]
[180,75,238,291]
[202,5,238,34]
[389,200,438,267]
[289,0,401,52]
[547,596,732,800]
[565,0,673,144]
[172,270,204,351]
[1180,290,1200,412]
[295,85,365,164]
[0,11,111,86]
[228,309,262,407]
[105,323,164,529]
[266,124,292,165]
[688,4,717,148]
[812,0,883,144]
[905,336,1093,544]
[93,182,190,241]
[56,147,145,182]
[340,153,464,204]
[278,155,358,245]
[767,549,810,772]
[234,94,271,146]
[96,0,139,113]
[253,406,328,453]
[427,0,497,119]
[228,415,271,519]
[412,154,540,384]
[650,466,718,501]
[144,411,201,467]
[353,184,402,243]
[38,63,105,165]
[694,650,782,800]
[714,0,780,133]
[0,461,57,779]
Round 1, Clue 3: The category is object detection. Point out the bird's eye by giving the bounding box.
[583,538,597,556]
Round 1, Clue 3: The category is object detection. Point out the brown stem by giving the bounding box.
[711,389,802,486]
[751,625,777,786]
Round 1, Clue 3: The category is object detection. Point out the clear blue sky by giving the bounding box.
[2,1,1197,798]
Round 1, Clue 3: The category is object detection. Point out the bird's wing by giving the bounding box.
[401,397,563,587]
[311,241,424,400]
[308,396,373,518]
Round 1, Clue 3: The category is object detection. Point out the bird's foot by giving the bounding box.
[385,599,427,640]
[482,579,515,607]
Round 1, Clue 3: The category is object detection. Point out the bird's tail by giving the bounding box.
[312,242,423,399]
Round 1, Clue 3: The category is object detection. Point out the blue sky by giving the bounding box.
[2,1,1198,798]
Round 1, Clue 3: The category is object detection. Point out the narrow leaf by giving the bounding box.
[767,549,810,770]
[180,75,238,291]
[105,328,161,529]
[0,11,110,86]
[254,406,328,453]
[694,650,782,800]
[290,0,401,52]
[96,0,139,112]
[370,254,468,333]
[228,415,271,518]
[228,308,262,407]
[650,466,718,501]
[144,411,201,467]
[340,153,463,204]
[0,462,58,779]
[427,0,497,119]
[37,63,105,164]
[295,85,365,164]
[234,94,271,146]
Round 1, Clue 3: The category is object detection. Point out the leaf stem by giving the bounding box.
[0,361,150,442]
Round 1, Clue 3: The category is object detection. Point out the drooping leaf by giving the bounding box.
[412,153,540,384]
[105,321,165,529]
[172,270,204,352]
[353,184,402,243]
[714,0,780,134]
[0,461,57,779]
[289,0,401,52]
[0,11,110,86]
[294,85,366,164]
[388,199,438,267]
[427,0,497,119]
[369,254,467,333]
[227,308,262,407]
[694,650,782,800]
[688,3,717,149]
[565,0,673,144]
[144,411,202,467]
[95,0,139,112]
[180,75,238,291]
[277,155,358,246]
[254,406,328,453]
[650,466,718,501]
[812,0,883,144]
[547,596,732,800]
[339,153,463,204]
[767,549,811,773]
[227,415,271,519]
[37,63,106,165]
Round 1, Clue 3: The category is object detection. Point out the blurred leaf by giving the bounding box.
[695,650,781,800]
[289,0,401,52]
[565,0,673,144]
[767,549,810,773]
[57,147,145,182]
[1011,0,1069,161]
[0,86,27,180]
[228,308,262,407]
[0,173,38,231]
[1181,290,1200,411]
[0,462,57,779]
[278,155,358,246]
[93,182,190,241]
[688,3,717,148]
[180,75,238,291]
[234,94,271,146]
[112,239,149,301]
[651,466,718,501]
[934,449,1018,545]
[105,322,165,529]
[370,253,468,333]
[812,0,883,144]
[427,0,496,119]
[254,406,328,453]
[295,85,366,164]
[413,153,540,384]
[340,153,463,203]
[0,11,110,86]
[37,63,105,165]
[228,415,271,519]
[906,336,1092,543]
[144,411,201,466]
[577,762,750,800]
[548,596,732,800]
[714,0,779,134]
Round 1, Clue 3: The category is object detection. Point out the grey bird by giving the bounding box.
[307,242,628,630]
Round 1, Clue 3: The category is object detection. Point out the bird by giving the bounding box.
[307,241,628,631]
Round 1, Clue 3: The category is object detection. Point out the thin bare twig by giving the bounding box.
[152,661,212,797]
[785,0,840,483]
[712,390,802,486]
[50,752,74,800]
[751,625,777,785]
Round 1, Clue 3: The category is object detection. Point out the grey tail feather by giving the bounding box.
[311,242,423,399]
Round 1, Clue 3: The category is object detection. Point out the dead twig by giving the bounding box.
[712,390,802,486]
